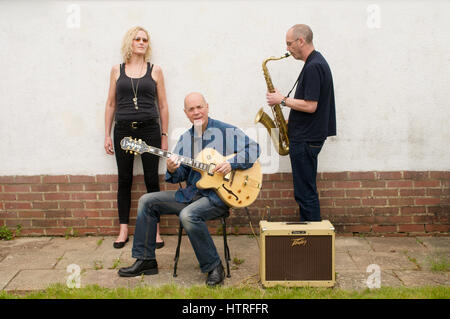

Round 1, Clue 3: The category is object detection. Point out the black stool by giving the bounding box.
[173,211,231,278]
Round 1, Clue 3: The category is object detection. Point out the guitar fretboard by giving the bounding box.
[121,137,210,172]
[144,146,209,172]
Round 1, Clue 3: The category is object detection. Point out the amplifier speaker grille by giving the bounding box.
[265,235,332,281]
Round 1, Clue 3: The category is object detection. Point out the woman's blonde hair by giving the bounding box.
[121,26,151,63]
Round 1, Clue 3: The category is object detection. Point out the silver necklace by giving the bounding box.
[130,78,139,110]
[129,62,145,110]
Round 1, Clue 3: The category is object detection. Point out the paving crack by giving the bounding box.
[415,237,427,248]
[363,237,376,252]
[346,250,360,270]
[391,270,406,286]
[2,269,22,291]
[53,252,66,269]
[403,250,422,270]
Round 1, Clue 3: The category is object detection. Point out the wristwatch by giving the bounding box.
[280,97,287,107]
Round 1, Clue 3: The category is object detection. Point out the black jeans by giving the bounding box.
[113,120,161,224]
[289,140,324,221]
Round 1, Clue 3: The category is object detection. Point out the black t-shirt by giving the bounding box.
[288,50,336,142]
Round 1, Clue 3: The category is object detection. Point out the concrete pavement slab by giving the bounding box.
[4,269,68,291]
[0,236,448,293]
[393,270,450,287]
[347,250,419,271]
[335,251,359,271]
[0,237,52,261]
[366,237,427,253]
[80,269,151,290]
[417,237,450,251]
[0,249,63,270]
[0,269,20,290]
[379,270,405,288]
[40,237,100,253]
[335,270,368,290]
[336,269,404,290]
[335,237,372,252]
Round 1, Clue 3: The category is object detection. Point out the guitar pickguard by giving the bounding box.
[194,148,262,208]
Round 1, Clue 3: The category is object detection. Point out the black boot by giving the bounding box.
[206,262,225,286]
[118,259,158,277]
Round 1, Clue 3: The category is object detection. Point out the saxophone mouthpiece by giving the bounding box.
[285,52,290,57]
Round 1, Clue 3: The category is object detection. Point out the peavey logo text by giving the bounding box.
[291,237,307,247]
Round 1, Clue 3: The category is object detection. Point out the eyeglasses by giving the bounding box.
[134,37,148,43]
[286,38,299,47]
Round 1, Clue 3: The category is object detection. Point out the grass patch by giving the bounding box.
[0,284,448,299]
[0,225,13,240]
[0,225,21,240]
[96,238,104,247]
[429,254,450,272]
[109,257,122,270]
[93,260,103,270]
[232,257,244,266]
[64,227,79,239]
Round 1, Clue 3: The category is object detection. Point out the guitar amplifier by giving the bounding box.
[259,220,335,287]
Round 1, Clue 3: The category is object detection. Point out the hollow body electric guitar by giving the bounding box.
[120,137,262,208]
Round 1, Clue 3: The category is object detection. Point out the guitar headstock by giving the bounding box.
[120,137,149,155]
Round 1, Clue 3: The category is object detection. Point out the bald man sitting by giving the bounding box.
[118,92,260,286]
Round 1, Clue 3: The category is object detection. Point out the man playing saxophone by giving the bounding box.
[266,24,336,222]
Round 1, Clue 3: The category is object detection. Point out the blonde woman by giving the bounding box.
[104,26,169,249]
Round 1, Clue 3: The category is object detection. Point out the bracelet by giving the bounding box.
[161,132,168,137]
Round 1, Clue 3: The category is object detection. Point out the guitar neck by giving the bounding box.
[144,145,209,172]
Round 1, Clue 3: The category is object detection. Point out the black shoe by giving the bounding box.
[118,259,158,277]
[156,241,165,249]
[206,263,225,286]
[113,237,129,249]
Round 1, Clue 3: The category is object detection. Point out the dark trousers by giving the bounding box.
[113,121,161,224]
[289,140,324,221]
[132,191,228,273]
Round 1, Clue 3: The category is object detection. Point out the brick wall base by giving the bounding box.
[1,171,449,237]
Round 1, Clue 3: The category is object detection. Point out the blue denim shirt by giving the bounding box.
[165,117,260,207]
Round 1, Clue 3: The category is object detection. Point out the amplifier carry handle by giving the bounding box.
[286,222,309,225]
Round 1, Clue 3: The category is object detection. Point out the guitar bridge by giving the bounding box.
[223,171,233,182]
[228,170,236,186]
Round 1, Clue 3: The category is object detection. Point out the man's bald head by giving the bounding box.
[184,92,207,109]
[289,24,313,44]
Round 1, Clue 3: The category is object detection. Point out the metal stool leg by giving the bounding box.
[173,214,232,278]
[173,222,183,277]
[221,217,231,278]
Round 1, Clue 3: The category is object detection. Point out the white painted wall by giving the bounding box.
[0,0,449,175]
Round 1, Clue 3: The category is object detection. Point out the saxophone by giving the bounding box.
[254,53,290,156]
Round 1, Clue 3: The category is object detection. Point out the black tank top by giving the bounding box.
[115,62,159,121]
